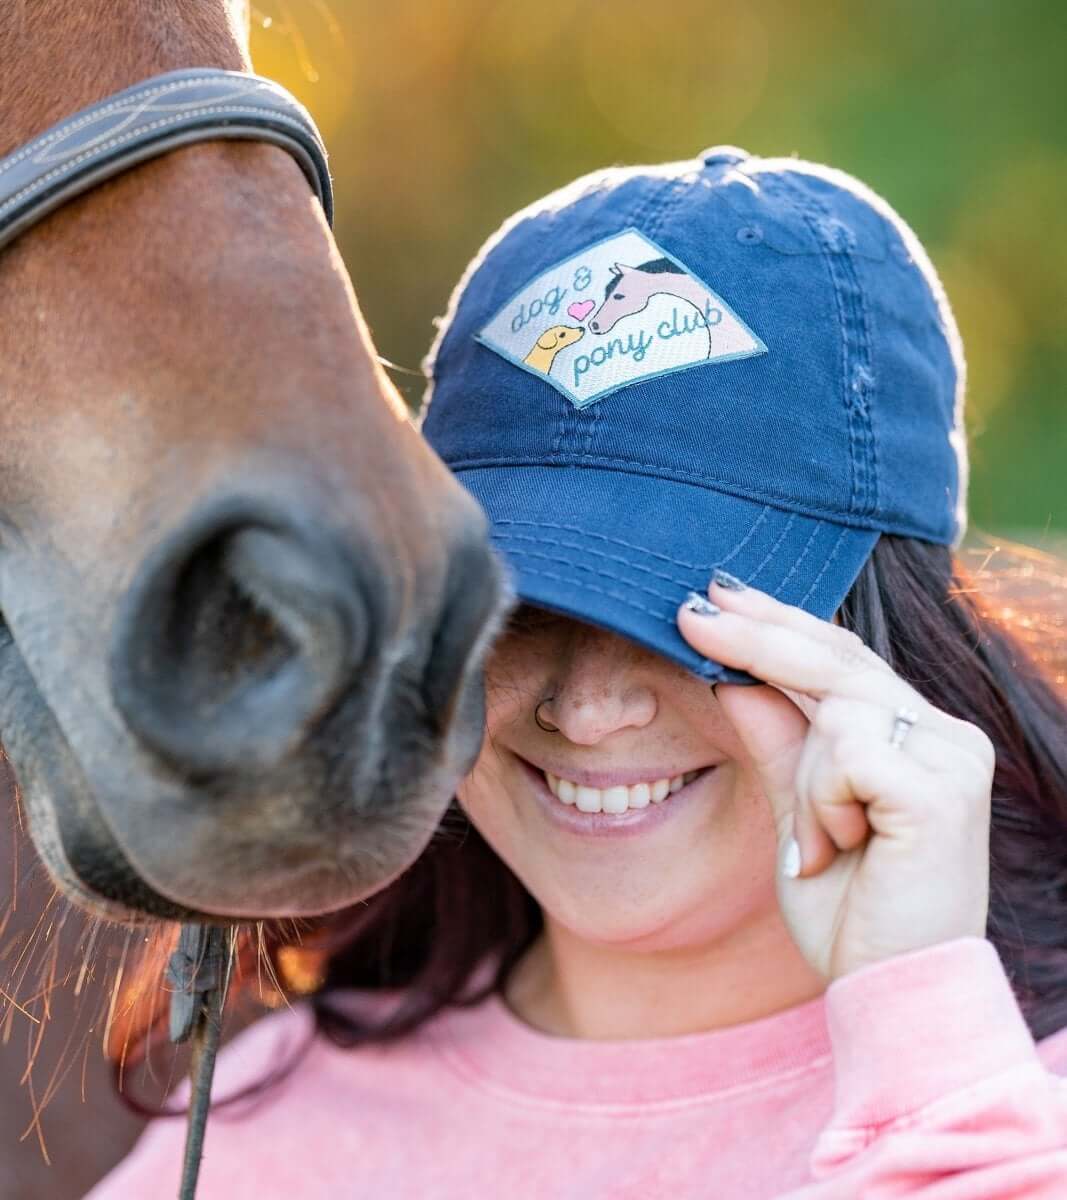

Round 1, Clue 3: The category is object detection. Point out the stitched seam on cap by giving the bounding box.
[493,511,770,589]
[764,174,858,514]
[745,514,797,588]
[579,398,601,457]
[499,508,797,608]
[774,520,825,595]
[645,176,691,242]
[762,174,877,519]
[766,175,859,508]
[549,400,568,461]
[500,539,835,619]
[451,457,894,528]
[491,512,772,570]
[501,548,682,614]
[820,206,877,517]
[854,265,882,515]
[496,531,700,589]
[799,525,850,605]
[626,173,677,235]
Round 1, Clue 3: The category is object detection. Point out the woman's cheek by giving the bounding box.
[457,747,520,855]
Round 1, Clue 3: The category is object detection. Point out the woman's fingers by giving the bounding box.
[788,696,991,875]
[710,576,895,671]
[680,581,996,894]
[810,692,996,776]
[791,732,844,872]
[680,599,916,709]
[681,583,994,769]
[712,682,810,838]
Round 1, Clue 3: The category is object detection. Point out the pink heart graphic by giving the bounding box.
[567,300,595,323]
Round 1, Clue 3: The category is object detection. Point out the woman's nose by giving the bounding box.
[542,634,656,744]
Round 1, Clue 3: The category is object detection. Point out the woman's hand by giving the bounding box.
[676,577,993,983]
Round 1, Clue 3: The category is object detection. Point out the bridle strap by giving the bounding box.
[0,67,333,252]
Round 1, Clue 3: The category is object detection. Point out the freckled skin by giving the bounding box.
[458,608,829,1040]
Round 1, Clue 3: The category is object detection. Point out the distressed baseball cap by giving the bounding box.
[419,146,968,684]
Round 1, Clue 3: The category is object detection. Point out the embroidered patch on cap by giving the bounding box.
[475,228,767,409]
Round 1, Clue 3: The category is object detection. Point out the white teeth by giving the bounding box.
[602,786,629,814]
[543,769,703,813]
[629,783,651,809]
[575,786,602,813]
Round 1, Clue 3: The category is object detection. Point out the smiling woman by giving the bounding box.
[89,150,1067,1198]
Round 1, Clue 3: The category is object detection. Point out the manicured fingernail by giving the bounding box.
[683,591,720,616]
[711,569,747,591]
[782,836,802,878]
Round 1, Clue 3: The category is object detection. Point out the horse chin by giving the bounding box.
[0,621,487,924]
[13,714,458,924]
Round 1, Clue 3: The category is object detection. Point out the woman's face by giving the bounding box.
[458,604,793,953]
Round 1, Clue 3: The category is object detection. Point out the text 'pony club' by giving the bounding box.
[574,291,725,389]
[476,227,767,409]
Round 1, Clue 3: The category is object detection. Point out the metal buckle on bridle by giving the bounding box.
[165,924,232,1200]
[0,67,336,1200]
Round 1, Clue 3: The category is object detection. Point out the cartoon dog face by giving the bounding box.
[535,325,585,352]
[523,324,586,377]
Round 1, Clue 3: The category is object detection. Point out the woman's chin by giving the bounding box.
[544,897,709,951]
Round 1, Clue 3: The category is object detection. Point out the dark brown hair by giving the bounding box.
[117,531,1067,1109]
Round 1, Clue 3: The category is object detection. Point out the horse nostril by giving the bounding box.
[110,505,372,778]
[590,320,599,332]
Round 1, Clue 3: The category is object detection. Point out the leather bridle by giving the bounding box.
[0,67,336,1200]
[0,67,333,249]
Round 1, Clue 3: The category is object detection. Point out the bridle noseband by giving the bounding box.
[0,67,335,1200]
[0,67,333,252]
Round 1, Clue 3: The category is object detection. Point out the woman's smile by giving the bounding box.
[515,754,723,839]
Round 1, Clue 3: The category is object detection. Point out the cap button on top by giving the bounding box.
[701,145,749,167]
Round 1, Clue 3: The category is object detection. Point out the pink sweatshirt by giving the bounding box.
[86,936,1067,1198]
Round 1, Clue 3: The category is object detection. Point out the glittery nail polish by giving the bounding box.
[711,568,747,591]
[683,591,720,616]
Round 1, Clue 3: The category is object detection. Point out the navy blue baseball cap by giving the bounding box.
[419,146,968,684]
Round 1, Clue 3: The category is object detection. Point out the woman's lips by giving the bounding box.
[516,756,718,839]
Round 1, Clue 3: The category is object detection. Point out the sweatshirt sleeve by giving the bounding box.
[784,936,1067,1198]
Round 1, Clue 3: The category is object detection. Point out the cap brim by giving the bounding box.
[455,466,880,685]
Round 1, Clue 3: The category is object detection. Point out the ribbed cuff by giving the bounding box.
[823,936,1039,1132]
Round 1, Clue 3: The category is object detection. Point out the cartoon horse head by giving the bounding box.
[589,258,686,334]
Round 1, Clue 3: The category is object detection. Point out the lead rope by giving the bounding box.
[166,924,232,1200]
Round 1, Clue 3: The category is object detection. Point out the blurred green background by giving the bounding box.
[250,0,1065,538]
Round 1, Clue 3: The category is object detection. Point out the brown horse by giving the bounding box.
[0,0,507,925]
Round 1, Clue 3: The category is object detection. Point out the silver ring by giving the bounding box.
[889,706,919,749]
[534,699,560,733]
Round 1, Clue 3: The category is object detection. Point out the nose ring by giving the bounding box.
[534,698,560,733]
